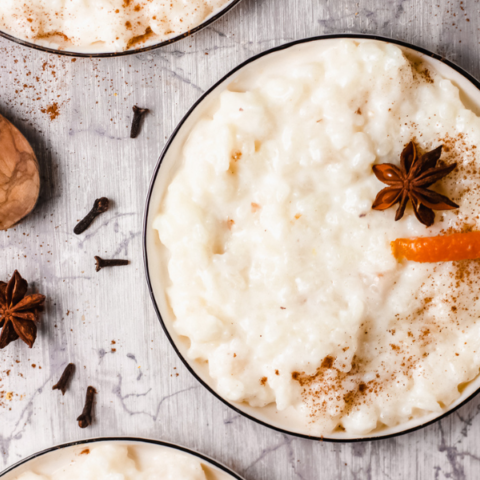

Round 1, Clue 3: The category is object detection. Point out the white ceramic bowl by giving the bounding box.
[143,34,480,442]
[0,0,241,57]
[0,438,243,479]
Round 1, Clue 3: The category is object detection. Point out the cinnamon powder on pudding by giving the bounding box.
[155,39,480,436]
[289,128,480,431]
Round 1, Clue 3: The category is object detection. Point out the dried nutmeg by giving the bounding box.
[74,197,109,235]
[0,114,40,230]
[77,386,96,428]
[52,363,75,395]
[130,105,149,138]
[0,270,46,349]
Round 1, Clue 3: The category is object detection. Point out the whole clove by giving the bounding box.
[130,105,149,138]
[52,363,75,395]
[74,197,109,235]
[94,256,129,272]
[77,386,96,428]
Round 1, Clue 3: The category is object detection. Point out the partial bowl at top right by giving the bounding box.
[145,35,480,441]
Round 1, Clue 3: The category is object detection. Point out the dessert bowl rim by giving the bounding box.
[143,33,480,443]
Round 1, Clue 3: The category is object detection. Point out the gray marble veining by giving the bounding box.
[1,1,480,479]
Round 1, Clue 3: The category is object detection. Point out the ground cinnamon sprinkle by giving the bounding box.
[1,362,24,409]
[321,355,334,369]
[292,356,370,421]
[41,102,60,121]
[289,245,480,429]
[1,48,72,126]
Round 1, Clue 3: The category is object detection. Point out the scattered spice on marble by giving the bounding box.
[94,256,129,272]
[74,197,109,234]
[77,386,96,428]
[40,102,60,121]
[130,105,149,138]
[0,270,46,349]
[52,363,75,395]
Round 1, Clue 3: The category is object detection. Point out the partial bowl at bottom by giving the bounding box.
[1,437,243,479]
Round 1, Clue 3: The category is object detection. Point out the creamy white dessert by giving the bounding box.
[154,39,480,436]
[0,0,231,52]
[15,444,207,480]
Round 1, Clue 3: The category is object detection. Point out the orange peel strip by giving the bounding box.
[391,231,480,263]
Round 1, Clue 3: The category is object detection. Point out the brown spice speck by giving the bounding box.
[41,102,60,120]
[321,356,334,369]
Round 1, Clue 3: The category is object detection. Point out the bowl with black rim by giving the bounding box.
[0,0,242,58]
[0,437,244,479]
[143,34,480,442]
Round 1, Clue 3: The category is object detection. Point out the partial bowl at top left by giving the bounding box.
[0,0,242,57]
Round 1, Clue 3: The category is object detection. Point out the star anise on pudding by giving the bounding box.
[372,141,459,227]
[0,270,46,349]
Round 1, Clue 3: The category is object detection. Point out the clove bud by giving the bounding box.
[130,105,149,138]
[77,386,96,428]
[74,198,109,235]
[94,256,129,272]
[52,363,75,395]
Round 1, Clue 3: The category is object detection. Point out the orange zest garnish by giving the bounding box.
[391,231,480,263]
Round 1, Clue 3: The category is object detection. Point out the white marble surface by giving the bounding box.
[1,1,480,479]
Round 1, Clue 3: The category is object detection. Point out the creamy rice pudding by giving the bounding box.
[0,0,231,52]
[15,444,207,480]
[154,39,480,436]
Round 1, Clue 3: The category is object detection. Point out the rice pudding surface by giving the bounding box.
[154,40,480,436]
[15,444,208,480]
[0,0,230,51]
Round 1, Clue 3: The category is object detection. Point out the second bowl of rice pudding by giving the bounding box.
[0,0,240,55]
[144,35,480,440]
[2,438,243,480]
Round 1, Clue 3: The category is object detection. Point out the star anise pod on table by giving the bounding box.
[372,141,459,227]
[0,270,46,349]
